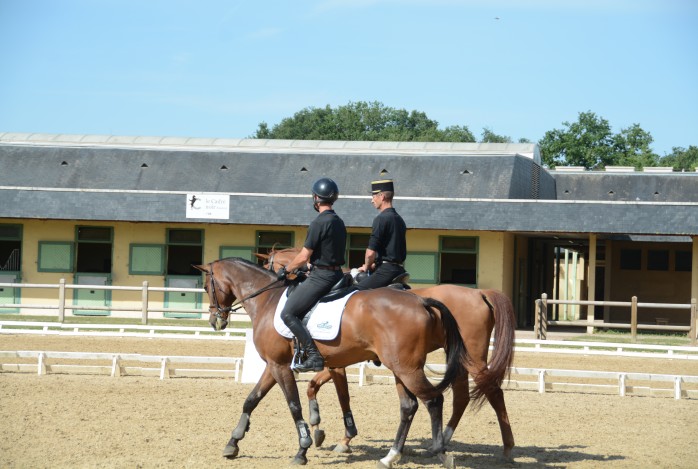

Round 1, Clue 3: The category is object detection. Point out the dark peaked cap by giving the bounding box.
[371,179,394,194]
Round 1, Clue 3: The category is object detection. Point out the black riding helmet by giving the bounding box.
[312,178,339,204]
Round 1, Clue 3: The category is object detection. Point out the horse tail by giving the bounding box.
[421,297,468,394]
[469,290,517,404]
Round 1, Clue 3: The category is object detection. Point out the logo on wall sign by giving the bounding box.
[186,194,230,219]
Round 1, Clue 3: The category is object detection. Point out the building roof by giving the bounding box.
[1,133,696,236]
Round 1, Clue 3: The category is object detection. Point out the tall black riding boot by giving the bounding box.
[295,341,324,373]
[283,314,325,373]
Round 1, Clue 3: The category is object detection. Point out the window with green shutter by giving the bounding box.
[38,241,75,272]
[220,246,254,261]
[129,244,165,275]
[404,252,438,284]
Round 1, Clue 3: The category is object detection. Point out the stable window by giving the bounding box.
[76,226,113,274]
[675,251,692,272]
[404,252,438,284]
[38,241,74,272]
[439,236,478,286]
[166,229,203,276]
[255,231,293,264]
[647,250,669,271]
[347,234,370,268]
[129,244,165,275]
[620,249,642,270]
[0,224,22,272]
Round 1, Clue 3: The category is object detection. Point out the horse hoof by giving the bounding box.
[222,444,239,459]
[439,452,455,469]
[314,429,325,447]
[290,455,308,465]
[333,443,352,454]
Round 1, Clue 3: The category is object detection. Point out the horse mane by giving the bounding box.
[218,257,276,278]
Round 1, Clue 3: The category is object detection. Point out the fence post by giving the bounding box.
[630,296,637,343]
[690,298,697,346]
[540,293,548,340]
[58,278,66,323]
[534,299,541,339]
[141,281,149,325]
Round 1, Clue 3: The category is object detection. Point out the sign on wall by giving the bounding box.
[185,194,230,219]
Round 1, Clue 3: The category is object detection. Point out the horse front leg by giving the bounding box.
[307,367,332,448]
[270,363,313,465]
[223,365,276,459]
[328,367,357,453]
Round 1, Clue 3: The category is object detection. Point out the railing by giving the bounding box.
[534,293,698,345]
[0,279,221,323]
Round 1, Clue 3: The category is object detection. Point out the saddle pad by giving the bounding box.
[273,288,358,340]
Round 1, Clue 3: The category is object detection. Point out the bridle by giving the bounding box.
[206,263,285,319]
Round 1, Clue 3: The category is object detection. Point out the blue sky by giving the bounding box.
[1,0,696,156]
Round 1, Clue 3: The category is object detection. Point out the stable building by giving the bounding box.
[0,133,696,327]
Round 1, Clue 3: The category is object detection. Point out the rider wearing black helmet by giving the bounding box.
[277,177,346,372]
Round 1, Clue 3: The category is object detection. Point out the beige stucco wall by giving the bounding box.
[4,219,515,317]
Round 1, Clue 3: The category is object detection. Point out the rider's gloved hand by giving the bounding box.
[276,266,287,281]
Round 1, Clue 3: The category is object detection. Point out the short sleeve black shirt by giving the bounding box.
[304,210,347,267]
[367,208,406,263]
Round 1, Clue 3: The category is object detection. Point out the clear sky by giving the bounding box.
[1,0,696,156]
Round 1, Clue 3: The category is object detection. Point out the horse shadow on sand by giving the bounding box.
[307,437,625,468]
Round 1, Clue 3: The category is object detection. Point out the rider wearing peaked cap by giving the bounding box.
[277,177,347,373]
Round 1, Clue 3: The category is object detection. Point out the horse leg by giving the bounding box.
[394,373,455,469]
[223,365,277,459]
[486,385,515,461]
[269,363,314,465]
[443,372,470,445]
[307,367,332,447]
[328,367,357,453]
[378,379,418,469]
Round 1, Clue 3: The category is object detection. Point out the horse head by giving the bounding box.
[193,262,237,331]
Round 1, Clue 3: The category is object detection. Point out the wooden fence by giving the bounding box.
[534,294,697,345]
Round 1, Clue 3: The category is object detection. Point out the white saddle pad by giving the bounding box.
[273,288,358,340]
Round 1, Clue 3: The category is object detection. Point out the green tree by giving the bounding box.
[481,127,512,143]
[252,101,476,142]
[612,124,659,169]
[538,111,659,170]
[659,146,698,171]
[539,111,616,169]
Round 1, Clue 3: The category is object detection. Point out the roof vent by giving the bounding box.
[608,190,615,195]
[643,167,673,173]
[60,161,68,166]
[380,169,389,176]
[460,169,471,175]
[605,166,635,172]
[140,163,149,168]
[564,190,570,194]
[220,165,228,170]
[654,191,660,196]
[300,167,308,172]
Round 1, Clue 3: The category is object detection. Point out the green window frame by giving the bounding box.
[75,226,113,274]
[404,251,439,284]
[439,236,478,286]
[220,246,254,261]
[256,231,294,252]
[38,241,75,272]
[129,244,166,275]
[166,228,204,276]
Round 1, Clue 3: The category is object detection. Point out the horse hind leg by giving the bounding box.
[378,380,418,469]
[443,373,470,445]
[486,385,515,461]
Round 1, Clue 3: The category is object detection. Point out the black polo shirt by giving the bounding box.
[368,208,406,263]
[304,210,346,267]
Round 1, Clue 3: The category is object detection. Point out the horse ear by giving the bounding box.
[253,253,269,261]
[192,264,209,274]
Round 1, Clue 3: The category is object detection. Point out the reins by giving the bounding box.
[207,262,285,318]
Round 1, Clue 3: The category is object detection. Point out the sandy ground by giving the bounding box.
[2,334,698,469]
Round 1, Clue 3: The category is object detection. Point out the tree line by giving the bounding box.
[252,101,698,171]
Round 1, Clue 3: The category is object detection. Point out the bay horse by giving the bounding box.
[256,247,516,460]
[194,257,470,468]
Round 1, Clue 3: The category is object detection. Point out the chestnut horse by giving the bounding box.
[256,247,516,460]
[194,257,470,468]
